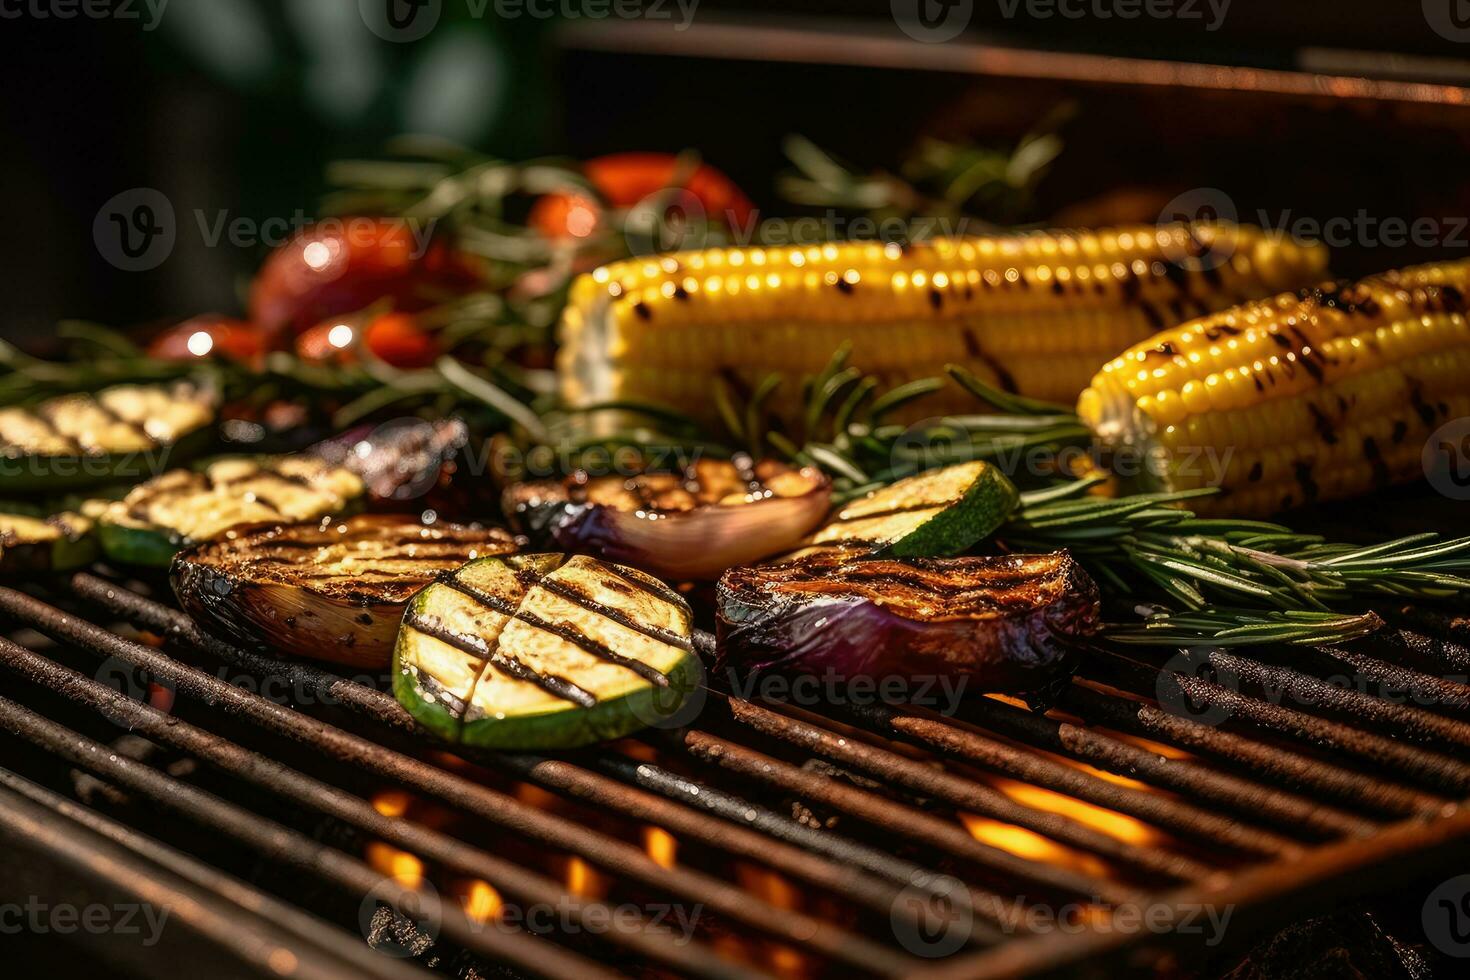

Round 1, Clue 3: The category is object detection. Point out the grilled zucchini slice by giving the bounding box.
[785,461,1019,561]
[98,456,365,566]
[172,515,517,667]
[0,383,214,492]
[0,510,96,573]
[394,554,699,749]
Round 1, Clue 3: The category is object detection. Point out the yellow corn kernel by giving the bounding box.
[1079,259,1470,515]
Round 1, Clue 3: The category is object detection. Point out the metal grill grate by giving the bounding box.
[3,572,1470,978]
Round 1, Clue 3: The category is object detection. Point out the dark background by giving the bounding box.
[5,0,1470,341]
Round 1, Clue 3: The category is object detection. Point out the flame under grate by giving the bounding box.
[1,572,1470,978]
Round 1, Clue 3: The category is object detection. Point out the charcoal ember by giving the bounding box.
[364,903,436,959]
[1220,910,1436,980]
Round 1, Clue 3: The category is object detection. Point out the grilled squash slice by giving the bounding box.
[0,383,214,491]
[172,515,517,667]
[97,456,365,566]
[784,461,1019,561]
[0,510,96,573]
[394,554,699,748]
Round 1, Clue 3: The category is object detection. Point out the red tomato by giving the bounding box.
[149,315,265,364]
[364,312,439,368]
[530,153,754,240]
[250,218,482,337]
[295,312,439,369]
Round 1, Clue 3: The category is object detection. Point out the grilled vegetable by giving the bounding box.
[0,384,214,492]
[504,457,831,580]
[786,461,1018,561]
[558,225,1328,426]
[1079,260,1470,515]
[716,551,1099,692]
[0,510,96,573]
[97,456,365,566]
[393,554,698,749]
[172,515,516,667]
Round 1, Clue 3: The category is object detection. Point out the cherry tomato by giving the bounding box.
[364,312,439,368]
[250,218,482,338]
[295,312,439,369]
[149,315,265,364]
[530,153,754,240]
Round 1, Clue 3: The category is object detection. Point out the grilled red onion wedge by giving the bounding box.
[172,515,515,668]
[393,553,699,748]
[504,457,830,580]
[716,551,1099,693]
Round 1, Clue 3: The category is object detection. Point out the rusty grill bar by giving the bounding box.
[2,573,1470,978]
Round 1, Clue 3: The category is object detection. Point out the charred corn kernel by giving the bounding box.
[560,224,1328,426]
[1079,259,1470,516]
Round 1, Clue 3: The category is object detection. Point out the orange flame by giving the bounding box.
[565,857,609,899]
[643,826,678,870]
[365,842,425,888]
[989,779,1162,847]
[958,813,1110,878]
[458,880,504,923]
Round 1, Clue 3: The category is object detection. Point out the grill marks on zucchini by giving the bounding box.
[0,510,96,573]
[0,384,214,484]
[787,461,1020,561]
[99,456,365,566]
[394,554,697,748]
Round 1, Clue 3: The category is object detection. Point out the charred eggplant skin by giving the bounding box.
[172,515,515,668]
[715,552,1099,694]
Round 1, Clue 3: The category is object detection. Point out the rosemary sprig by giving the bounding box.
[1105,608,1386,647]
[1002,481,1470,617]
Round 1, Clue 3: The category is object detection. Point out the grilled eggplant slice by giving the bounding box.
[394,554,698,748]
[0,383,214,492]
[716,551,1099,693]
[97,456,365,566]
[0,510,96,573]
[504,457,830,580]
[785,461,1019,561]
[172,515,516,667]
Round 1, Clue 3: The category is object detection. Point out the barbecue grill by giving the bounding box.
[4,569,1470,978]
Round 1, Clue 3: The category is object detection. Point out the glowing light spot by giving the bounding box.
[186,331,214,357]
[328,324,355,348]
[302,241,332,270]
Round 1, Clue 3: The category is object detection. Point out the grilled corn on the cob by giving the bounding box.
[1078,260,1470,515]
[559,225,1328,426]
